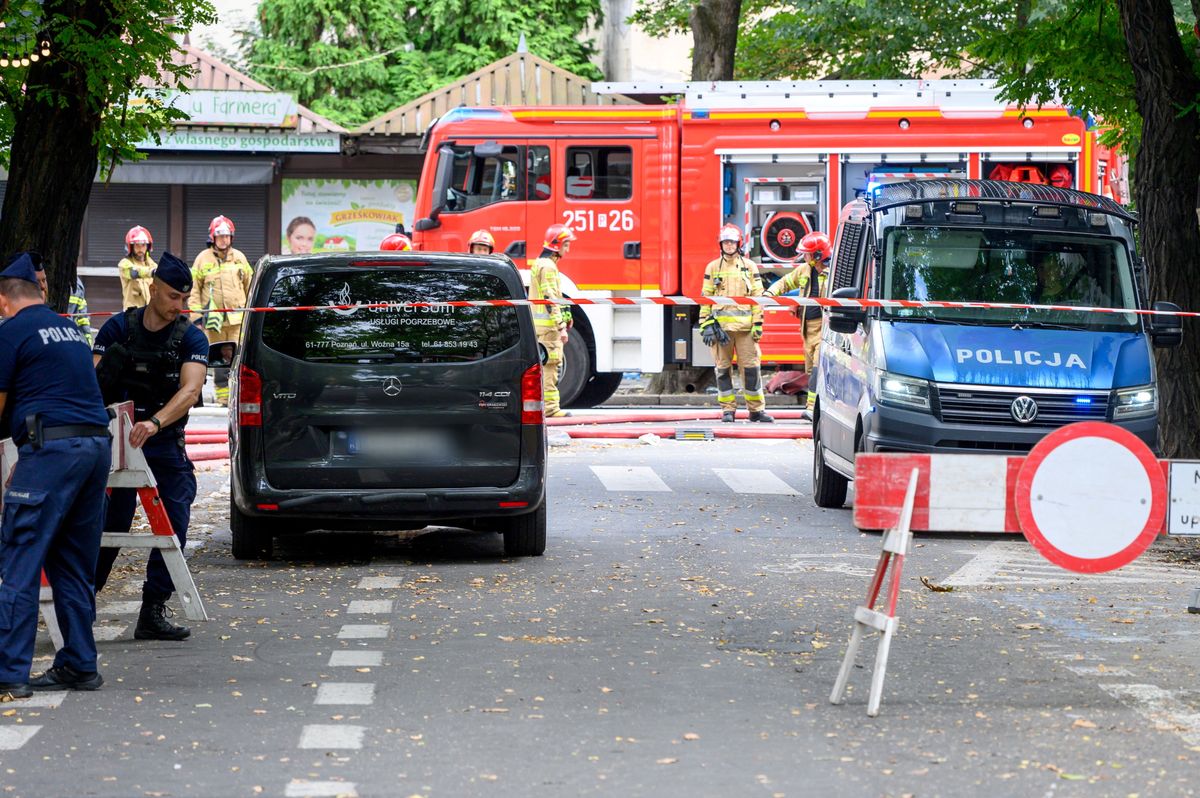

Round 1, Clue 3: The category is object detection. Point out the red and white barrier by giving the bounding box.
[1,402,209,649]
[853,422,1174,574]
[831,468,919,717]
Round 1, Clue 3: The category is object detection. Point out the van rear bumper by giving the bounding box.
[233,462,545,528]
[862,405,1159,455]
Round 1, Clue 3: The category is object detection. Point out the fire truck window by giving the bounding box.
[445,145,526,212]
[565,146,633,201]
[527,145,551,201]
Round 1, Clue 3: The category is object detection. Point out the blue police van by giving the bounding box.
[811,179,1183,508]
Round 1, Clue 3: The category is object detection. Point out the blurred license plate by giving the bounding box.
[347,429,451,459]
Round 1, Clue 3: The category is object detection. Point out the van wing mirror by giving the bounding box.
[1150,301,1183,348]
[827,286,867,334]
[207,341,237,368]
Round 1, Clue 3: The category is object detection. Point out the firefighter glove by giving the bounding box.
[752,322,764,342]
[714,322,730,346]
[701,324,718,347]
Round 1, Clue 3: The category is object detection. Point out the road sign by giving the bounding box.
[1168,461,1200,536]
[1014,422,1166,573]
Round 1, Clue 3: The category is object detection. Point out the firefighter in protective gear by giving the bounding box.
[190,215,251,406]
[119,226,156,309]
[68,278,93,346]
[700,224,773,423]
[765,231,831,412]
[468,229,496,255]
[530,224,575,418]
[379,233,413,251]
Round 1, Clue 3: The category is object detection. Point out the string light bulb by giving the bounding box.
[20,57,29,67]
[0,58,8,68]
[40,40,50,56]
[29,52,38,62]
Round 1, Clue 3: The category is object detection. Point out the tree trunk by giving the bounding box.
[0,0,111,312]
[689,0,741,81]
[1116,0,1200,457]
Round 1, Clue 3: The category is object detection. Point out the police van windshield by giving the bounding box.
[261,270,521,363]
[880,227,1139,331]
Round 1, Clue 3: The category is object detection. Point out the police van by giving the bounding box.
[811,179,1183,508]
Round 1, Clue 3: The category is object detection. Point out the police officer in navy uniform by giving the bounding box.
[0,254,112,699]
[93,253,208,641]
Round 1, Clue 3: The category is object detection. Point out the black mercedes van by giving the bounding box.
[229,252,547,559]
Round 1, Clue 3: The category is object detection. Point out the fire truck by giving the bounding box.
[410,80,1125,408]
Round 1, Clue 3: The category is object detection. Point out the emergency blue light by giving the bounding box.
[1074,397,1092,404]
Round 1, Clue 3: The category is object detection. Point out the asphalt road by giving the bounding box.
[3,423,1199,798]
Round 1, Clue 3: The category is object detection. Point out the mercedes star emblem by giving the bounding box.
[382,376,402,397]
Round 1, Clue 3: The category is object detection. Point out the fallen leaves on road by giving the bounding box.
[1072,719,1097,729]
[919,576,954,593]
[1015,623,1044,630]
[656,757,678,765]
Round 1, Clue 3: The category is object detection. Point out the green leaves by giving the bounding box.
[245,0,603,128]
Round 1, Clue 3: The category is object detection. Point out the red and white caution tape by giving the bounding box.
[70,295,1199,320]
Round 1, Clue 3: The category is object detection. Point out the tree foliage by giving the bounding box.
[0,0,214,308]
[247,0,604,128]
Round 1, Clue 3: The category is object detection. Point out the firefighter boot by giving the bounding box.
[748,410,775,423]
[135,597,191,641]
[721,411,735,423]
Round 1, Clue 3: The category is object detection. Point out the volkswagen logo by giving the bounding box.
[382,376,402,397]
[1010,395,1039,424]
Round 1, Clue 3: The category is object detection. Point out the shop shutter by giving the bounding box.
[185,184,268,266]
[84,184,171,269]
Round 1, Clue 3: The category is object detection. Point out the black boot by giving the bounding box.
[135,598,191,641]
[749,410,775,423]
[721,410,735,423]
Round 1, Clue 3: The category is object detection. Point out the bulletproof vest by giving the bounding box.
[98,308,189,421]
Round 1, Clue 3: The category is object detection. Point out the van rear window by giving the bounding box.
[261,270,522,363]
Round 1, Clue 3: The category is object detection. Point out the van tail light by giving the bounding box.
[521,363,543,425]
[238,365,263,427]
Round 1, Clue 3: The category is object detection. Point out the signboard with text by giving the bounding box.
[160,89,299,128]
[139,129,341,153]
[1168,461,1200,536]
[281,179,418,254]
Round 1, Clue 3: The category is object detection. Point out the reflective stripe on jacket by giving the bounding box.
[698,255,763,332]
[190,247,252,326]
[529,256,567,329]
[69,279,92,345]
[118,256,156,309]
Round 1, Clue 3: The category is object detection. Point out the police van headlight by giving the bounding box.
[873,370,932,411]
[1111,385,1157,420]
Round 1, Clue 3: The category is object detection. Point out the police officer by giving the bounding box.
[699,224,774,423]
[189,215,251,407]
[19,254,93,345]
[765,231,831,415]
[0,254,112,698]
[530,224,575,418]
[93,253,209,641]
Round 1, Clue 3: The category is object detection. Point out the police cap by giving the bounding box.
[3,251,43,271]
[153,252,192,293]
[0,253,41,286]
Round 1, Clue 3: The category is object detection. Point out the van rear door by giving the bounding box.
[255,263,528,490]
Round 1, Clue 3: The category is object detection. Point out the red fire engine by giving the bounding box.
[411,80,1125,408]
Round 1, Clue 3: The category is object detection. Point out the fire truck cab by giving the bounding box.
[411,81,1126,408]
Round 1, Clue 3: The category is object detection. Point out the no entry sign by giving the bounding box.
[1014,422,1166,573]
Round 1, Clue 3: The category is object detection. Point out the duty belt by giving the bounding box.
[20,424,111,447]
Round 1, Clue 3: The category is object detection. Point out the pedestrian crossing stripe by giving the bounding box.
[589,465,801,495]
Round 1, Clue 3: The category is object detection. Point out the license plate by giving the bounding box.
[346,429,452,460]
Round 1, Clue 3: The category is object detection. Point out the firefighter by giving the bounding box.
[189,215,251,407]
[468,229,496,255]
[68,278,93,347]
[531,224,575,418]
[119,226,156,309]
[379,232,413,251]
[765,231,831,414]
[699,224,773,423]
